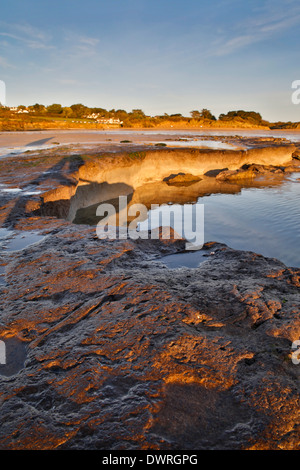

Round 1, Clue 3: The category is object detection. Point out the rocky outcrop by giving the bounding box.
[0,221,299,450]
[37,144,296,222]
[215,162,300,181]
[72,145,296,188]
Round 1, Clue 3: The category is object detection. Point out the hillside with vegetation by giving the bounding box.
[0,103,299,131]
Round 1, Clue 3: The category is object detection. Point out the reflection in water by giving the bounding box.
[0,229,45,252]
[74,173,300,267]
[197,172,300,267]
[160,250,209,269]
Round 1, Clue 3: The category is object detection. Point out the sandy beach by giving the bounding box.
[1,128,300,151]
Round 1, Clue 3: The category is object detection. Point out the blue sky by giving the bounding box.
[0,0,300,121]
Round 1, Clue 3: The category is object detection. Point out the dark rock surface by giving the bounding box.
[0,220,299,450]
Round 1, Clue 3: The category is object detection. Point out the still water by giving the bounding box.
[75,172,300,268]
[143,172,300,268]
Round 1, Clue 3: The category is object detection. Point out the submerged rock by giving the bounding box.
[164,173,202,186]
[215,163,300,181]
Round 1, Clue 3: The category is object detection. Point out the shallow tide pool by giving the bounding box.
[142,172,300,268]
[0,229,45,253]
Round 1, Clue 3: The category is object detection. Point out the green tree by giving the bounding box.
[219,110,262,123]
[62,107,73,118]
[190,110,201,119]
[47,103,63,114]
[70,103,89,118]
[114,109,128,120]
[91,107,108,117]
[31,103,46,113]
[131,109,146,118]
[200,109,216,120]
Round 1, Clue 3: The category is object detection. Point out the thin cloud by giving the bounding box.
[78,36,100,47]
[259,15,300,33]
[60,31,100,59]
[209,3,300,57]
[0,22,54,50]
[64,31,100,47]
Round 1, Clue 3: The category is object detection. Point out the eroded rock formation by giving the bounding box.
[39,143,297,222]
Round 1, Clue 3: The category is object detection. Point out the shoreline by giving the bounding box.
[0,127,300,155]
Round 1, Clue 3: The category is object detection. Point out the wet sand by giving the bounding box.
[1,128,300,150]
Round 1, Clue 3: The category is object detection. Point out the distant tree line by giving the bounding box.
[190,109,216,120]
[0,103,229,122]
[1,102,298,128]
[0,104,221,127]
[218,110,262,124]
